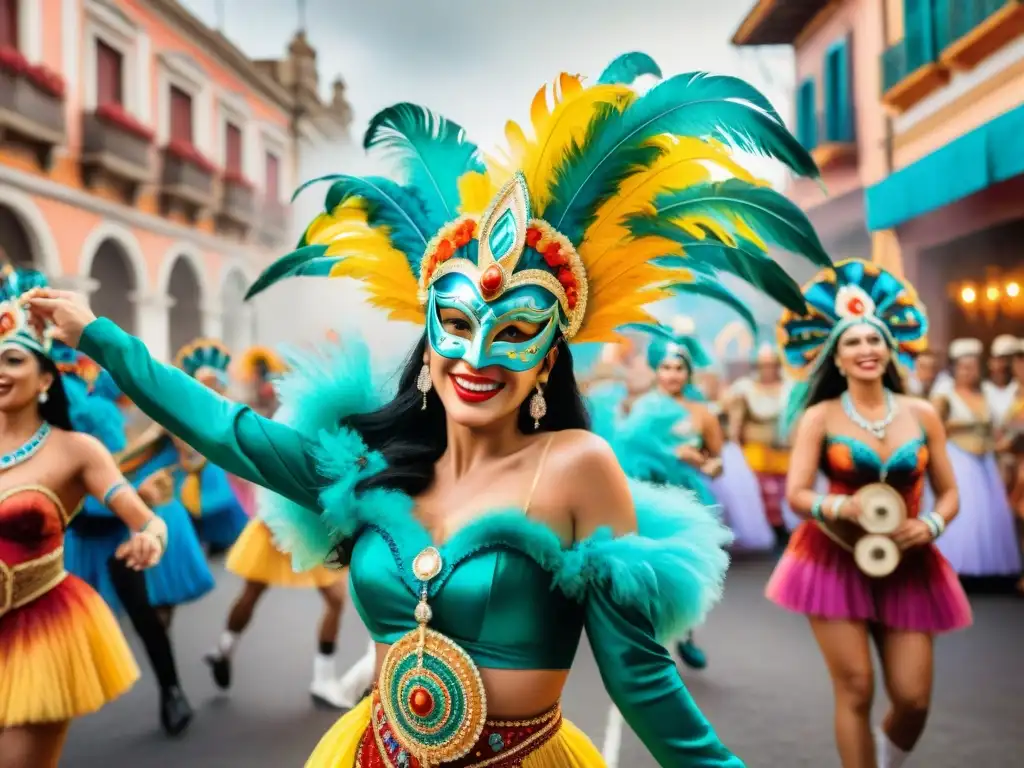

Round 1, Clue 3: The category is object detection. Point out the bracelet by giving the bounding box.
[137,516,168,553]
[102,479,129,506]
[811,496,826,522]
[920,512,946,540]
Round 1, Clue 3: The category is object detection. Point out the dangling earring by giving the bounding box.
[38,391,48,404]
[416,364,432,410]
[529,384,547,430]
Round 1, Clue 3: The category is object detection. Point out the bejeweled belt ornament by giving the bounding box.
[377,546,487,767]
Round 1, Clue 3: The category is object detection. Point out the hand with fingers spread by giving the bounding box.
[115,516,168,570]
[20,287,96,348]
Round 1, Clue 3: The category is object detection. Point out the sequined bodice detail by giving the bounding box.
[348,522,586,671]
[821,436,928,517]
[0,486,71,565]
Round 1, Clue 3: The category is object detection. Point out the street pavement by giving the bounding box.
[62,556,1024,767]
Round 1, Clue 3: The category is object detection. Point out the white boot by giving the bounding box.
[875,727,909,768]
[309,653,347,710]
[336,640,376,709]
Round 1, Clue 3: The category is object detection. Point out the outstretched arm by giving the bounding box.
[571,438,744,767]
[22,288,324,509]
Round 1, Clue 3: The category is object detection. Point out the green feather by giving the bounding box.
[245,245,338,301]
[545,72,818,244]
[364,103,484,225]
[664,273,758,336]
[598,52,662,85]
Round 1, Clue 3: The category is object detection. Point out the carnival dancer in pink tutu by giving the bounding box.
[766,259,972,768]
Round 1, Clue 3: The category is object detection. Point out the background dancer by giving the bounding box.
[60,349,194,735]
[0,265,167,768]
[767,259,972,768]
[931,339,1021,586]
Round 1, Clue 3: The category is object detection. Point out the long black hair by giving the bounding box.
[33,351,74,431]
[347,333,590,498]
[803,345,906,410]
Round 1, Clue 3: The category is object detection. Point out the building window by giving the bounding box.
[170,85,193,144]
[96,39,123,107]
[225,122,243,176]
[0,0,17,49]
[796,78,817,150]
[265,151,280,200]
[824,37,852,142]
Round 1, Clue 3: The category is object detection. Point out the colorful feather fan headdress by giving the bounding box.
[235,345,287,384]
[776,259,928,381]
[0,264,52,356]
[246,52,829,347]
[175,338,232,380]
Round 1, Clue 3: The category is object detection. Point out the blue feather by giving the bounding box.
[245,245,339,301]
[664,274,758,336]
[597,52,662,85]
[364,103,485,225]
[544,72,818,243]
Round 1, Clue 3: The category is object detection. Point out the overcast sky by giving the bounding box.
[181,0,798,357]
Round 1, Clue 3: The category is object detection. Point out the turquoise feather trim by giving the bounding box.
[261,336,731,635]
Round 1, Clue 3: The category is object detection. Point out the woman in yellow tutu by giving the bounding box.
[27,52,829,767]
[0,266,167,768]
[204,345,350,710]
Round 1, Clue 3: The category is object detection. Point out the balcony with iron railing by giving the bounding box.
[880,23,950,112]
[936,0,1024,69]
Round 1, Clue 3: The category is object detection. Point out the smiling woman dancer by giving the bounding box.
[0,266,167,768]
[766,260,972,768]
[24,54,828,767]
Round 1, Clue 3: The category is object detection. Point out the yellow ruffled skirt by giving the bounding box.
[306,696,606,767]
[226,519,342,588]
[0,573,139,726]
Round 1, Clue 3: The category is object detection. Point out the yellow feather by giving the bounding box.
[457,171,499,215]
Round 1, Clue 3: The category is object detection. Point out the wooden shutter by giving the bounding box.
[225,123,243,175]
[170,86,193,144]
[265,151,280,200]
[797,79,817,149]
[0,0,18,50]
[96,40,124,107]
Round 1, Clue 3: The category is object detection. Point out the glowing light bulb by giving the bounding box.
[961,286,977,304]
[1006,282,1020,298]
[986,285,1000,301]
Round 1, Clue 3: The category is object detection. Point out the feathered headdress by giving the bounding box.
[246,52,828,347]
[624,316,712,372]
[0,264,51,356]
[235,345,287,384]
[777,259,928,435]
[175,338,232,382]
[777,259,927,380]
[51,343,127,452]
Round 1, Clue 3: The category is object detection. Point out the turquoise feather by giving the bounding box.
[544,72,819,243]
[597,52,662,85]
[620,322,712,368]
[244,245,338,301]
[364,103,485,225]
[664,273,758,336]
[261,333,731,637]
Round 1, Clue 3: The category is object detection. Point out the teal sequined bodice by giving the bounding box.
[349,522,585,670]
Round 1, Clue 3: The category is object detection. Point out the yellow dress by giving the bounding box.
[226,519,342,588]
[0,486,138,726]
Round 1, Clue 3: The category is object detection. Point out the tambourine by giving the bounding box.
[816,483,907,578]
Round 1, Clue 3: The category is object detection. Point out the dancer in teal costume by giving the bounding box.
[26,51,830,766]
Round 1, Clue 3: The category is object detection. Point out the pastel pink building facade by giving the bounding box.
[0,0,349,360]
[733,0,1024,351]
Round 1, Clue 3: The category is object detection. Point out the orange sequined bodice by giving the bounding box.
[0,487,72,567]
[821,435,929,518]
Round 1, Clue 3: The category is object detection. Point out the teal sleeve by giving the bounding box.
[586,589,744,767]
[79,318,322,509]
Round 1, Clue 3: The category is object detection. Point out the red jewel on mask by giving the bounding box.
[480,264,503,296]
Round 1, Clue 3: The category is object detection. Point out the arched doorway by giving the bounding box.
[88,239,138,334]
[167,257,202,357]
[0,205,37,268]
[220,269,253,352]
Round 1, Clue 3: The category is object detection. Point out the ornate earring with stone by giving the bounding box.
[529,384,547,430]
[416,363,432,410]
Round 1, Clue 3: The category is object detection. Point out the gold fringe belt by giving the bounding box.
[0,546,67,619]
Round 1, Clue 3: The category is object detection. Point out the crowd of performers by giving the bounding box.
[2,51,1024,768]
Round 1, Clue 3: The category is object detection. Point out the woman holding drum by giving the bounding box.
[766,260,972,768]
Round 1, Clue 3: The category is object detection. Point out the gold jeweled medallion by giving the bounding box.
[377,546,487,767]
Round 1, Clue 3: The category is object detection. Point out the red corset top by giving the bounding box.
[0,486,73,566]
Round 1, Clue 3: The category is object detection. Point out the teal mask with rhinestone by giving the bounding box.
[426,273,560,373]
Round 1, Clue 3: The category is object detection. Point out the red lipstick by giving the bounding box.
[449,373,504,404]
